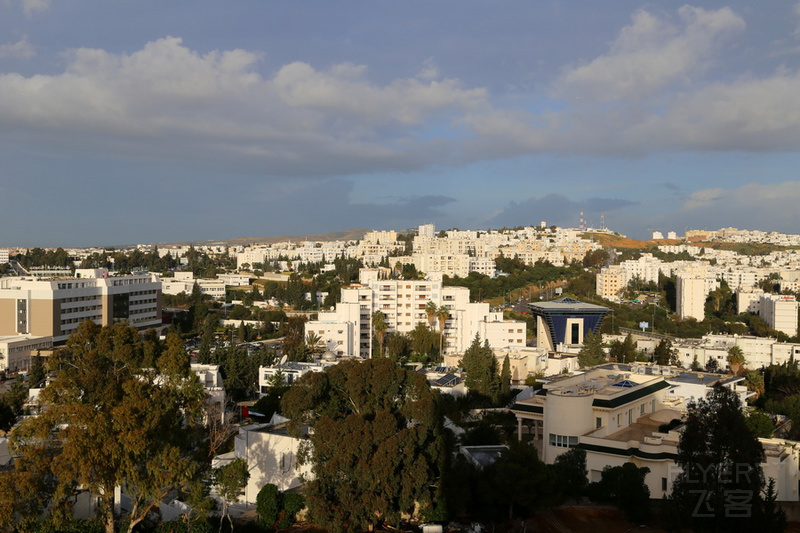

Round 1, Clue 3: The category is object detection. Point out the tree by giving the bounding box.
[744,410,775,438]
[461,335,500,403]
[0,324,207,533]
[653,338,673,366]
[436,306,450,358]
[485,441,556,520]
[577,330,606,368]
[256,484,281,529]
[728,345,746,374]
[281,358,445,533]
[28,354,46,387]
[371,310,388,357]
[282,315,308,361]
[408,322,439,361]
[587,463,650,522]
[552,447,588,501]
[384,332,412,361]
[213,458,250,533]
[669,384,779,532]
[304,331,324,356]
[500,355,511,398]
[425,301,438,330]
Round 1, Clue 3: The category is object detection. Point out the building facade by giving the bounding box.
[0,268,162,343]
[306,268,526,358]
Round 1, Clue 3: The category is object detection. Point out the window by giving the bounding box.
[596,417,602,429]
[549,434,578,448]
[662,478,667,491]
[641,404,646,415]
[571,323,580,344]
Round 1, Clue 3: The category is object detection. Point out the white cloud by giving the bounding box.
[625,70,800,152]
[273,60,485,125]
[556,6,745,102]
[0,34,35,59]
[678,182,800,231]
[683,188,726,210]
[417,58,439,81]
[0,37,486,176]
[795,1,800,36]
[20,0,50,16]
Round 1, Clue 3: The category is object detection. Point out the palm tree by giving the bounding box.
[305,332,324,356]
[424,301,438,330]
[371,310,388,357]
[728,345,745,374]
[436,306,450,358]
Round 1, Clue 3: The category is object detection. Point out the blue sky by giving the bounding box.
[2,1,800,247]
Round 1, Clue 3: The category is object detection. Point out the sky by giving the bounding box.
[2,1,800,247]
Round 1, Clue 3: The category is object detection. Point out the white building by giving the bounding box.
[212,423,312,506]
[759,294,799,337]
[161,272,226,300]
[511,364,798,502]
[676,264,718,321]
[0,269,161,343]
[306,268,526,358]
[0,335,53,372]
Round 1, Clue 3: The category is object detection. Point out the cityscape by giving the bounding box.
[1,222,800,532]
[3,1,800,532]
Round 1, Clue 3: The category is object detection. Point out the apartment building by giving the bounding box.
[511,364,799,502]
[306,268,526,358]
[596,265,626,300]
[676,264,719,321]
[0,268,162,343]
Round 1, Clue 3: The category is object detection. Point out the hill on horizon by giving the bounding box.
[158,228,373,247]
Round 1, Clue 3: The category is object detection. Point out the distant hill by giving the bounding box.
[159,228,373,247]
[583,233,682,249]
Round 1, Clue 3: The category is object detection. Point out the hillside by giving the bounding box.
[158,228,372,247]
[583,233,682,250]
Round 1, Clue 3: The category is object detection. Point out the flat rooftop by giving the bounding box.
[600,409,683,444]
[528,297,610,313]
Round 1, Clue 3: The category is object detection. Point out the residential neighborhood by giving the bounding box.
[1,222,800,530]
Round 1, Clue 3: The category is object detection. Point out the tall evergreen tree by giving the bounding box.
[500,355,511,398]
[577,330,606,368]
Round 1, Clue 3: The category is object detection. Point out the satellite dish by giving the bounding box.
[279,355,288,366]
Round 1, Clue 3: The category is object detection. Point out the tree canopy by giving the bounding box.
[460,335,500,403]
[281,358,445,533]
[0,323,207,533]
[670,384,785,532]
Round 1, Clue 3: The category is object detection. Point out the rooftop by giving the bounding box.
[528,297,610,313]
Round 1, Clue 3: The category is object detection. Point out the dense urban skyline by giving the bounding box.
[2,1,800,247]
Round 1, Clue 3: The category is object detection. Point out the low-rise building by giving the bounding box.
[211,423,312,506]
[511,364,797,501]
[0,335,53,373]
